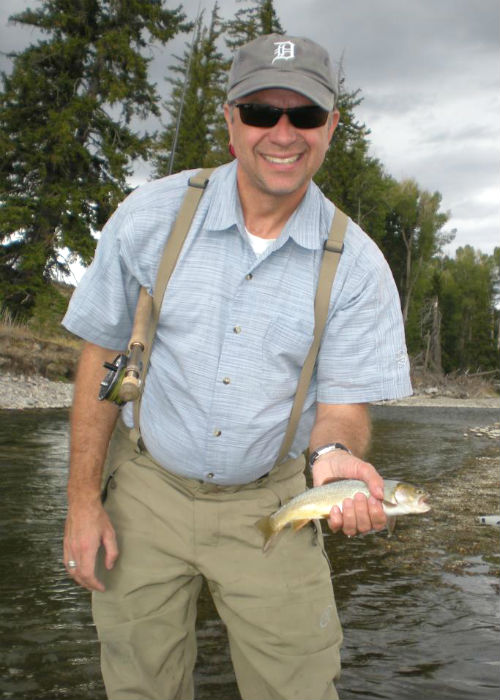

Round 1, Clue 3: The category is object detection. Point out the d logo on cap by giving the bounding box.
[272,41,296,63]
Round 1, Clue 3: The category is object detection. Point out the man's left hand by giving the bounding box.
[311,451,387,537]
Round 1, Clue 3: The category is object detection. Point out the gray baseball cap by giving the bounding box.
[227,34,337,111]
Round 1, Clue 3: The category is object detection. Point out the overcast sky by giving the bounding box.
[1,0,499,257]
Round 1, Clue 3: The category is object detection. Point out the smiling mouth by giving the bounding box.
[262,154,302,165]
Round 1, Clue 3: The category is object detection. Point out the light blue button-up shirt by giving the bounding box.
[63,161,412,484]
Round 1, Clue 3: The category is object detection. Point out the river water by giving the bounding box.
[0,406,499,700]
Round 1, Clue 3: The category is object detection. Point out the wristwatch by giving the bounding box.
[309,442,352,468]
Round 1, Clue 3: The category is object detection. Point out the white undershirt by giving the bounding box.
[245,227,275,255]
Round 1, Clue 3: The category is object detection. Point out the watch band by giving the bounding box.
[309,442,352,468]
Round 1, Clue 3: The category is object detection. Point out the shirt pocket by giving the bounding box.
[261,316,314,400]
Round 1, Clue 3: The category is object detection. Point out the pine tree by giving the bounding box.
[224,0,284,50]
[0,0,188,318]
[315,81,395,246]
[155,2,228,175]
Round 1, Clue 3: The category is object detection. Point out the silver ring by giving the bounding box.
[67,560,77,569]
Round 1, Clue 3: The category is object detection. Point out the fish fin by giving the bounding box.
[255,516,279,553]
[292,519,311,531]
[386,516,397,537]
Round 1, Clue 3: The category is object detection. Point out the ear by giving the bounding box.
[224,103,234,135]
[328,109,340,144]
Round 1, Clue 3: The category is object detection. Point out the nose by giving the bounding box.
[268,113,298,145]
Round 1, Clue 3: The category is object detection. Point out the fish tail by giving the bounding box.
[255,516,280,552]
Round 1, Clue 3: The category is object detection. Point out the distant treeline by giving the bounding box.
[1,0,498,373]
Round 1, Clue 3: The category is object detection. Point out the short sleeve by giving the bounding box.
[316,233,412,404]
[62,209,140,350]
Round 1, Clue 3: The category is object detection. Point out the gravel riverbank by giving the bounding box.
[1,371,499,411]
[0,372,74,410]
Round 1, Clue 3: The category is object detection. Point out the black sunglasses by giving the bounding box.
[234,103,329,129]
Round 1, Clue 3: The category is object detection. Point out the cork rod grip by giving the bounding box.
[129,286,153,350]
[118,287,153,403]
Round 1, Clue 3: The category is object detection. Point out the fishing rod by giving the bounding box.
[98,287,152,405]
[168,4,202,175]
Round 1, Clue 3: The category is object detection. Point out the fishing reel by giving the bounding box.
[98,287,152,406]
[98,354,129,406]
[98,345,145,406]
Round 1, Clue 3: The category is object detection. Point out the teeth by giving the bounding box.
[264,154,301,164]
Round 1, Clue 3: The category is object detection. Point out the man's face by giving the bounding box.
[224,88,339,203]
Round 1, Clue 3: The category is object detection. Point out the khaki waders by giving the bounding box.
[93,421,342,700]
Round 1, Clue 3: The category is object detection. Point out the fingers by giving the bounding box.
[327,493,386,537]
[312,451,387,537]
[102,529,119,571]
[64,539,107,592]
[312,453,384,501]
[64,509,118,592]
[350,461,384,501]
[66,550,110,593]
[65,556,106,592]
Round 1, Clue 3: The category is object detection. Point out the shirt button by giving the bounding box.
[245,273,253,280]
[222,377,231,385]
[207,472,215,479]
[233,326,242,334]
[213,429,222,437]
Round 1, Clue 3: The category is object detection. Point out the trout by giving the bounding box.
[256,479,431,551]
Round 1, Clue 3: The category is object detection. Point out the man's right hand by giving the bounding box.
[64,498,119,592]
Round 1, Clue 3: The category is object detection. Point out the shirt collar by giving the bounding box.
[281,183,333,250]
[203,160,333,250]
[203,161,244,232]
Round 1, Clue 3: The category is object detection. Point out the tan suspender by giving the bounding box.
[274,207,348,466]
[130,168,216,436]
[128,167,349,466]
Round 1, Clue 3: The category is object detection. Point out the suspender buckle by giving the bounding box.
[188,174,211,189]
[323,241,344,254]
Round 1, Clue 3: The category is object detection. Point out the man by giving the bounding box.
[63,34,412,700]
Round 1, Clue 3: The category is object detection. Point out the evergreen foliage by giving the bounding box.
[154,3,228,175]
[439,247,499,371]
[0,0,188,318]
[224,0,284,50]
[383,180,450,321]
[315,82,396,245]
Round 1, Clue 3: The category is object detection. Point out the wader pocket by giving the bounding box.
[101,472,117,504]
